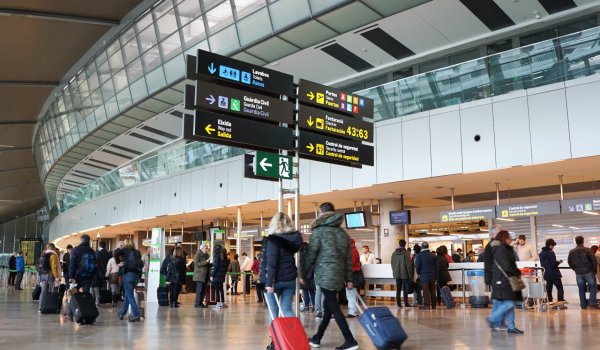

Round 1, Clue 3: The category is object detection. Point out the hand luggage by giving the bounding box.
[99,289,112,304]
[355,290,407,349]
[32,285,42,301]
[440,286,454,309]
[41,290,62,314]
[205,283,216,306]
[265,293,310,350]
[157,286,169,306]
[71,292,100,324]
[58,284,66,301]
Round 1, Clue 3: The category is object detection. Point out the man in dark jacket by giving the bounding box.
[96,241,112,285]
[415,242,438,310]
[303,202,359,350]
[539,239,565,303]
[62,245,73,280]
[69,234,96,293]
[568,235,598,309]
[8,252,16,286]
[391,239,413,307]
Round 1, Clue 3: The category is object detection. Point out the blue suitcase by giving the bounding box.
[440,286,454,309]
[355,291,407,349]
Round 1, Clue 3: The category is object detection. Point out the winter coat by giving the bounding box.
[415,249,438,283]
[69,242,95,281]
[568,245,597,275]
[391,248,413,280]
[211,248,228,284]
[260,231,302,288]
[9,255,16,270]
[15,256,24,272]
[91,265,105,288]
[193,250,209,283]
[539,247,562,280]
[489,240,522,301]
[350,239,361,272]
[229,259,240,281]
[303,212,352,292]
[43,250,62,279]
[96,248,112,276]
[62,252,70,277]
[436,255,452,284]
[163,255,186,284]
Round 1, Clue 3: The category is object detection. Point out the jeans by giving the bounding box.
[92,287,100,305]
[302,288,316,308]
[346,288,359,315]
[170,283,181,304]
[214,283,225,302]
[395,279,410,307]
[195,281,206,306]
[39,274,56,309]
[421,279,436,309]
[546,278,565,302]
[315,285,324,313]
[265,279,296,323]
[489,299,516,330]
[576,272,597,307]
[437,280,448,305]
[119,272,140,318]
[313,288,357,344]
[413,278,423,305]
[14,271,24,289]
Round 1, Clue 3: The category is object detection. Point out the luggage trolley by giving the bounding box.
[521,267,547,311]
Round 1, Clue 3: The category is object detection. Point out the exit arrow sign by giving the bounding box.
[255,151,293,179]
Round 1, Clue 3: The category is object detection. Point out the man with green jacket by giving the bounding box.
[391,239,413,307]
[302,202,359,350]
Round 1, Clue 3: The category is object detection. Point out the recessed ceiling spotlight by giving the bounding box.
[533,11,542,19]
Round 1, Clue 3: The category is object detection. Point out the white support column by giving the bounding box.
[379,198,403,263]
[530,216,538,263]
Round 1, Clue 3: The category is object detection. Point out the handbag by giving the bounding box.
[494,260,525,292]
[108,272,119,284]
[406,280,415,294]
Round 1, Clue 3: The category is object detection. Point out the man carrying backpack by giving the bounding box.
[69,234,96,293]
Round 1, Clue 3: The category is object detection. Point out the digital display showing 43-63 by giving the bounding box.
[346,126,369,140]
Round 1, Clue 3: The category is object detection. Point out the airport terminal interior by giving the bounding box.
[2,0,600,349]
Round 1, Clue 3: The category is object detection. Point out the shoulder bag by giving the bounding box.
[493,259,525,292]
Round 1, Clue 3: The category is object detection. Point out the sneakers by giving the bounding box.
[507,328,525,334]
[315,312,323,319]
[128,316,141,323]
[335,341,359,350]
[346,314,357,318]
[308,337,320,348]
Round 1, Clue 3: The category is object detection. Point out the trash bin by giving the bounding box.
[467,270,489,308]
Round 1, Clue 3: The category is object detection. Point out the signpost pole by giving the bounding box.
[237,207,243,300]
[278,179,283,213]
[294,99,301,316]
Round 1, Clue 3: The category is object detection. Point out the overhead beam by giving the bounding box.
[0,8,119,27]
[0,166,36,174]
[0,121,36,125]
[0,147,32,152]
[0,81,59,87]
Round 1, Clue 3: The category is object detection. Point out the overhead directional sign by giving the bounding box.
[195,81,294,124]
[187,111,294,151]
[561,197,600,213]
[298,104,373,142]
[255,151,293,179]
[299,131,374,166]
[440,207,495,222]
[496,201,560,218]
[195,49,294,96]
[298,79,374,118]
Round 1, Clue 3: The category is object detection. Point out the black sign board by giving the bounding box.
[243,154,278,182]
[496,201,560,218]
[390,210,411,225]
[440,207,495,222]
[298,104,373,142]
[187,111,294,151]
[561,197,600,213]
[298,131,374,166]
[195,81,294,124]
[195,49,294,96]
[297,79,374,118]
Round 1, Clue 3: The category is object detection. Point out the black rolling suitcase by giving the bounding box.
[71,292,99,324]
[32,285,41,301]
[40,290,62,314]
[157,286,169,306]
[99,289,112,304]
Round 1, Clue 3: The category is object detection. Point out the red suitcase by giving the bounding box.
[265,293,310,350]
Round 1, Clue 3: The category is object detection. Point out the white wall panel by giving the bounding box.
[460,104,496,172]
[429,111,462,176]
[375,121,402,184]
[227,159,243,205]
[256,177,276,202]
[352,162,376,188]
[214,164,229,207]
[310,161,331,194]
[201,167,216,209]
[330,163,353,190]
[170,176,182,215]
[299,159,311,195]
[565,81,600,158]
[241,176,258,204]
[528,90,571,163]
[189,169,204,211]
[402,116,431,180]
[179,173,192,212]
[492,96,532,167]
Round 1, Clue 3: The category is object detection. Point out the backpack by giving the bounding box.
[125,249,143,274]
[77,251,97,278]
[36,253,52,274]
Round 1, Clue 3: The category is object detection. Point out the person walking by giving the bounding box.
[251,254,264,303]
[68,234,96,293]
[261,212,302,349]
[115,238,143,322]
[228,254,241,295]
[211,244,228,308]
[8,252,17,287]
[345,239,363,318]
[436,246,452,306]
[302,202,359,350]
[486,230,524,334]
[14,251,25,290]
[38,243,62,312]
[163,246,186,307]
[415,242,438,310]
[539,238,565,304]
[568,236,598,309]
[391,239,413,308]
[105,254,120,307]
[300,242,316,312]
[193,243,210,308]
[513,235,538,261]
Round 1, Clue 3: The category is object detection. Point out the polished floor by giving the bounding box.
[0,287,598,350]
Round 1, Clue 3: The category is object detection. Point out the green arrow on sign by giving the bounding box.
[255,151,293,179]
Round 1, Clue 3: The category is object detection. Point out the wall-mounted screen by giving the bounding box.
[390,210,411,225]
[345,211,367,229]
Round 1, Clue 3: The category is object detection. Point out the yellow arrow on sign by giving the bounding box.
[307,116,314,127]
[205,124,215,135]
[306,91,314,100]
[306,143,314,152]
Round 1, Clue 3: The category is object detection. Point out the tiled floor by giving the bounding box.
[1,288,598,349]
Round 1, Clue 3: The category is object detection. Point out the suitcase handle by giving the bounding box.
[351,288,369,314]
[264,292,284,319]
